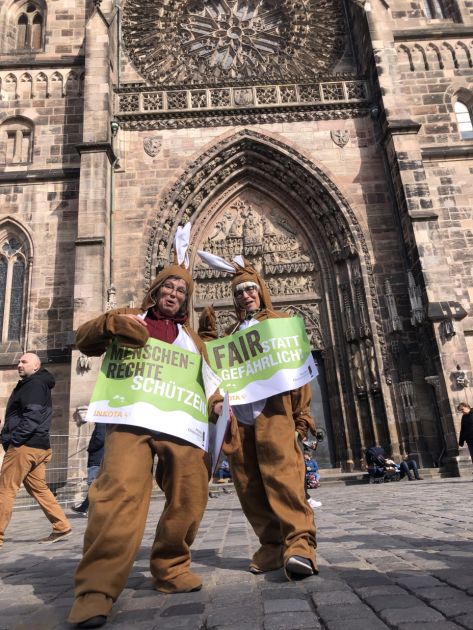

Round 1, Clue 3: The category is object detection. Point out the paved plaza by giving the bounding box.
[1,477,473,630]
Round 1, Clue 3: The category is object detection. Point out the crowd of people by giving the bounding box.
[1,230,471,629]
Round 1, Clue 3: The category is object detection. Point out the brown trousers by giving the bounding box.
[226,414,317,572]
[0,445,71,544]
[71,426,209,614]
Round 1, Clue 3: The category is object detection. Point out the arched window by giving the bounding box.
[15,2,44,51]
[454,101,473,140]
[422,0,460,20]
[0,227,31,344]
[0,117,34,165]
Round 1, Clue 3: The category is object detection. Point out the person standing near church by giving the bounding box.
[71,423,106,516]
[457,402,473,465]
[68,225,218,629]
[198,254,317,581]
[0,353,72,548]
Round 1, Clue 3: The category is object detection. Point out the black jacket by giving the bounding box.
[459,410,473,447]
[87,423,106,467]
[1,368,55,451]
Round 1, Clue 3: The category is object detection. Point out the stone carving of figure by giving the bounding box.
[364,338,378,388]
[243,209,261,246]
[350,344,365,394]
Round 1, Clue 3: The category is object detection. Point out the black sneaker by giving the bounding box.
[285,555,314,580]
[71,505,88,516]
[77,615,107,628]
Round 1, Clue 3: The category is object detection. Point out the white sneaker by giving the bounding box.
[308,498,322,509]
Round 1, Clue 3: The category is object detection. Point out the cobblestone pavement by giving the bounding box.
[1,477,473,630]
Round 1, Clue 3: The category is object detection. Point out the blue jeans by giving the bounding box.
[399,460,420,480]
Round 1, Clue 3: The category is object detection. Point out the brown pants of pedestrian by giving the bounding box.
[226,413,317,574]
[0,445,71,545]
[68,425,209,624]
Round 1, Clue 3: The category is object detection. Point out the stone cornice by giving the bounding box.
[393,25,473,41]
[0,168,80,184]
[0,56,85,70]
[76,142,117,165]
[75,237,105,246]
[117,105,370,131]
[421,144,473,161]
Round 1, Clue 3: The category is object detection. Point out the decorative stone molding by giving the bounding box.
[123,0,345,85]
[331,129,350,147]
[143,136,162,157]
[115,79,369,129]
[396,40,473,72]
[0,69,84,100]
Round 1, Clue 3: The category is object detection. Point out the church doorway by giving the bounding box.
[149,131,392,471]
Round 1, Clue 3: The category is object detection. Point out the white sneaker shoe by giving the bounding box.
[308,498,322,509]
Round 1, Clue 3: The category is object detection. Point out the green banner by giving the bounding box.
[205,317,317,404]
[85,338,209,450]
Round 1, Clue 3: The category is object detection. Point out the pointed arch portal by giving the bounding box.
[146,130,396,471]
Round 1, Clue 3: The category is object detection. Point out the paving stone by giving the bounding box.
[454,614,473,629]
[263,598,312,613]
[262,612,320,630]
[416,586,467,601]
[362,594,422,611]
[431,598,473,616]
[324,619,389,630]
[317,603,378,620]
[396,623,463,630]
[312,590,361,605]
[379,606,446,624]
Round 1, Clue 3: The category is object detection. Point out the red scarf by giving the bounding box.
[144,308,188,344]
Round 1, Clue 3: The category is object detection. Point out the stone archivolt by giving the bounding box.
[145,130,386,380]
[122,0,345,85]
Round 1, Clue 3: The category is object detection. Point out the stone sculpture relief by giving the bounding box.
[192,197,324,348]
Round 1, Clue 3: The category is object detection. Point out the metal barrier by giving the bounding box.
[5,434,88,510]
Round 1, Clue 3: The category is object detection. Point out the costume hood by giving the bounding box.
[142,223,194,311]
[197,251,273,321]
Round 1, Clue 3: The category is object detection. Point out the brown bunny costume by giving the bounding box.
[69,253,218,627]
[199,257,317,580]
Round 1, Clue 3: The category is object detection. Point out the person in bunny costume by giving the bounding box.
[69,225,217,629]
[198,253,318,582]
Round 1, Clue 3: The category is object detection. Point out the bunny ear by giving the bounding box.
[197,250,236,274]
[232,255,245,268]
[174,222,192,268]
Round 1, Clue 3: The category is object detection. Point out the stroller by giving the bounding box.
[365,446,400,484]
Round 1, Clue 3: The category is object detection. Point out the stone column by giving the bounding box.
[67,2,116,497]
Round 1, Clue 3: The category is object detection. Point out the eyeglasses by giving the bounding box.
[161,282,187,298]
[235,286,258,298]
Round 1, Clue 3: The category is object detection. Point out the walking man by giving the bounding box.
[0,353,72,548]
[457,402,473,464]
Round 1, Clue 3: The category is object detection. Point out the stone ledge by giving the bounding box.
[421,144,473,161]
[393,25,473,41]
[0,168,80,183]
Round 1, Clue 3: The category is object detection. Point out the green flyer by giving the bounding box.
[85,338,209,450]
[205,317,317,404]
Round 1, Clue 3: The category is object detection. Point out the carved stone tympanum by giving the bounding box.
[192,191,324,348]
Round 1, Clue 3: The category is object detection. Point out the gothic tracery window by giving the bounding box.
[0,118,34,165]
[0,230,30,344]
[454,101,473,140]
[15,1,44,50]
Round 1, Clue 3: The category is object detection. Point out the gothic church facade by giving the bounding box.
[1,0,473,481]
